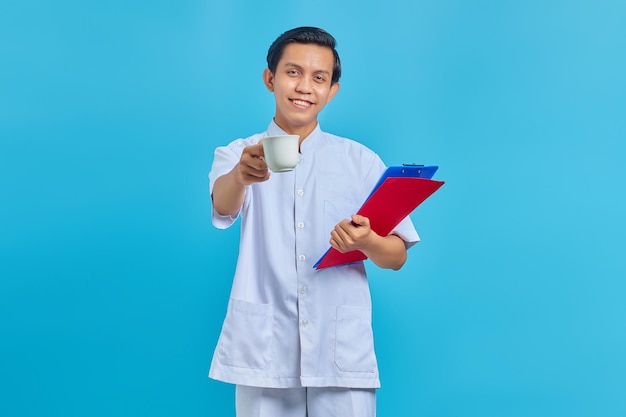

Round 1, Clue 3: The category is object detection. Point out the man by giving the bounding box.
[208,26,419,417]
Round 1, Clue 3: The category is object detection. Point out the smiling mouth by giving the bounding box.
[291,99,313,108]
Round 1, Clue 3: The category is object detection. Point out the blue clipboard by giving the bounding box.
[365,165,438,201]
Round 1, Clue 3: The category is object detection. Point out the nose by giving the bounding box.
[295,77,312,94]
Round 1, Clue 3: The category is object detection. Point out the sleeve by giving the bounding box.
[208,142,245,229]
[391,215,420,249]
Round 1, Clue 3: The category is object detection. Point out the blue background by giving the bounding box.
[1,0,625,416]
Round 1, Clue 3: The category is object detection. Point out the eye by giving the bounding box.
[287,69,300,76]
[314,75,326,83]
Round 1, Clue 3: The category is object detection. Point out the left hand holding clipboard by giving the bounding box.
[330,214,373,253]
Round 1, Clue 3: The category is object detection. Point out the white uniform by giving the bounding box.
[208,121,419,389]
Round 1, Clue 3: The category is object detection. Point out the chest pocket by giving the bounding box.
[319,173,363,236]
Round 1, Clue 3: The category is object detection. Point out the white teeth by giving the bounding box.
[292,99,310,107]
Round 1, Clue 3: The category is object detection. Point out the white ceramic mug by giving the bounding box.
[261,135,300,172]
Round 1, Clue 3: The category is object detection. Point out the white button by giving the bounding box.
[298,255,306,261]
[300,286,308,294]
[297,221,305,229]
[297,189,304,196]
[301,319,309,327]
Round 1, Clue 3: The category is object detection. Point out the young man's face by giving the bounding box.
[263,43,340,140]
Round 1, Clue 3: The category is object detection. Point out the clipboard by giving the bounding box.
[366,165,438,199]
[313,165,444,270]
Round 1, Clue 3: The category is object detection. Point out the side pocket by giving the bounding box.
[334,306,378,373]
[217,298,273,369]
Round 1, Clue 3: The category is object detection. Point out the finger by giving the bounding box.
[242,144,266,163]
[332,227,353,248]
[336,219,354,234]
[242,152,267,170]
[329,234,347,253]
[244,160,268,177]
[351,214,370,228]
[243,170,270,182]
[236,163,269,186]
[242,147,263,161]
[330,230,342,246]
[243,143,265,157]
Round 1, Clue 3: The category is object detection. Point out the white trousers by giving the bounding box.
[235,385,376,417]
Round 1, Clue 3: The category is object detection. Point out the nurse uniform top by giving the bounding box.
[208,121,419,389]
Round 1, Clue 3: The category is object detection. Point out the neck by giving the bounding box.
[273,119,317,146]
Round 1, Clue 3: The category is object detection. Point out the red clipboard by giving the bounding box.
[313,168,444,270]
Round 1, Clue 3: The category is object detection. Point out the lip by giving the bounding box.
[290,98,314,108]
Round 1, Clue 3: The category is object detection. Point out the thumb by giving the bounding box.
[351,214,370,227]
[254,142,265,157]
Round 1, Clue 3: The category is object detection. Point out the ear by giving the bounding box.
[263,68,275,92]
[326,82,340,103]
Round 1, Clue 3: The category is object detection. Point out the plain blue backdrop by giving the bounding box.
[1,0,625,416]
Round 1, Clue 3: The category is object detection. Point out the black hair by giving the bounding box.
[266,26,341,85]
